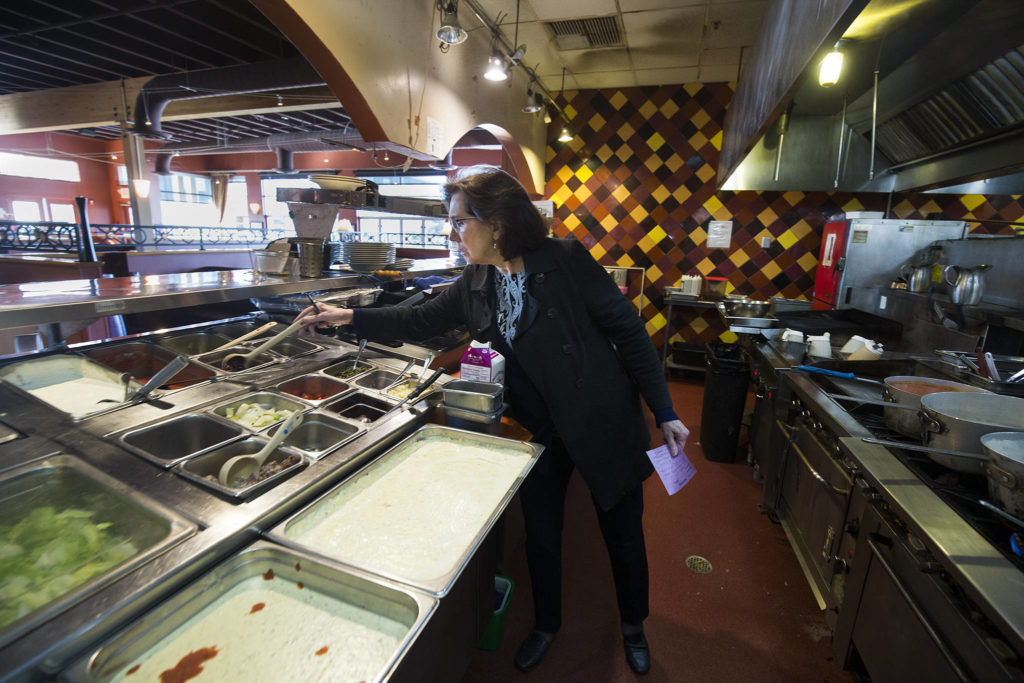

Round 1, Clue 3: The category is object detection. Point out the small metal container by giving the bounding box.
[322,392,394,423]
[322,359,373,381]
[0,353,144,419]
[0,455,195,650]
[355,369,401,391]
[193,347,281,373]
[210,392,306,432]
[84,342,213,390]
[385,377,420,400]
[62,542,437,683]
[270,337,321,358]
[156,332,231,356]
[175,437,305,499]
[442,380,504,413]
[443,403,508,436]
[276,374,351,406]
[120,414,244,468]
[267,411,365,460]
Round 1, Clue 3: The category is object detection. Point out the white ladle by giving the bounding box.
[222,318,308,370]
[218,410,304,488]
[211,321,277,352]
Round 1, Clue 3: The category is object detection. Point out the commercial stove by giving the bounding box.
[761,351,1024,681]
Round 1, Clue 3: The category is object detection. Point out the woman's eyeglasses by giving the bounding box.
[447,216,476,235]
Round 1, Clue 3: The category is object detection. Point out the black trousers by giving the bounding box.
[518,436,650,633]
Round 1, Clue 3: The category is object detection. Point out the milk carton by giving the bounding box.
[460,341,505,384]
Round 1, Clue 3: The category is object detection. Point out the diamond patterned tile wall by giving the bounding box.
[544,84,1022,347]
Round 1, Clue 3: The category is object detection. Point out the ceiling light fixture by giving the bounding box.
[819,44,844,87]
[558,124,573,142]
[484,48,509,82]
[133,178,151,199]
[437,0,468,45]
[249,202,261,214]
[276,94,284,106]
[523,88,543,113]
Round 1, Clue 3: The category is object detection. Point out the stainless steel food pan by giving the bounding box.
[192,347,281,373]
[0,353,144,420]
[62,541,436,683]
[156,332,231,356]
[0,455,195,650]
[175,437,306,499]
[270,337,321,358]
[209,320,279,340]
[84,342,214,390]
[276,374,351,406]
[266,411,365,460]
[443,403,508,436]
[354,368,401,391]
[442,380,504,413]
[322,392,395,424]
[321,358,373,381]
[267,425,543,596]
[209,392,306,432]
[119,413,245,468]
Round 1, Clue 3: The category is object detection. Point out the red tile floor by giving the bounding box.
[461,373,854,682]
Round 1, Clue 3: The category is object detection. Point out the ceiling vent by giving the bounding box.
[546,15,623,51]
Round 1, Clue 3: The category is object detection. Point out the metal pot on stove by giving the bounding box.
[920,393,1024,472]
[982,432,1024,519]
[881,376,992,438]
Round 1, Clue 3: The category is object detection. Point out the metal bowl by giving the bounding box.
[721,299,771,318]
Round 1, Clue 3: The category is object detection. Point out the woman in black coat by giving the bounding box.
[296,167,689,675]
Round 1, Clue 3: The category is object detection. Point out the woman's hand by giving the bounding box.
[293,303,353,335]
[660,419,690,457]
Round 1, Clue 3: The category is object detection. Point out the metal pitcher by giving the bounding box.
[943,264,991,305]
[898,263,932,292]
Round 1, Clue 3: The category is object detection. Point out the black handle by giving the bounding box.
[407,366,446,402]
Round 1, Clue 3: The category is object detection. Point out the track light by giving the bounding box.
[484,50,509,82]
[437,0,468,45]
[558,123,573,142]
[276,94,284,106]
[819,45,844,87]
[133,178,151,199]
[523,89,543,114]
[249,202,261,214]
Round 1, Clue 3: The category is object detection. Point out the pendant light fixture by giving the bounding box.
[819,43,844,87]
[484,47,509,81]
[558,124,573,142]
[437,0,468,45]
[523,88,543,113]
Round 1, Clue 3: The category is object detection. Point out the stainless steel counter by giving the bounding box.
[0,259,460,331]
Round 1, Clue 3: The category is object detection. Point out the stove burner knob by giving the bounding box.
[844,518,860,537]
[831,556,849,575]
[800,409,812,419]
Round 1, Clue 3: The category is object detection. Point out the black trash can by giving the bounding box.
[699,342,750,462]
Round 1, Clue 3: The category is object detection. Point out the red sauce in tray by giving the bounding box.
[889,381,976,397]
[249,602,265,614]
[126,664,140,675]
[262,569,275,580]
[315,646,329,656]
[159,646,218,683]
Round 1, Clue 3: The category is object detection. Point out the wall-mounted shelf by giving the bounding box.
[277,188,446,218]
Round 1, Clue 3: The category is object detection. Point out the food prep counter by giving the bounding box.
[0,270,538,682]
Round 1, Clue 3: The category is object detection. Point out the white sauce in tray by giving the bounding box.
[109,574,407,683]
[286,438,531,584]
[28,377,126,417]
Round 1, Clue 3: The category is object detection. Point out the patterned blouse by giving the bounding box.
[494,268,527,346]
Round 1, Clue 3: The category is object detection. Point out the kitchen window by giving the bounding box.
[356,174,448,247]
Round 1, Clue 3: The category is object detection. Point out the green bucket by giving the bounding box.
[477,575,514,650]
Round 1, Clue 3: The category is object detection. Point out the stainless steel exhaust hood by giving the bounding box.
[720,0,1024,194]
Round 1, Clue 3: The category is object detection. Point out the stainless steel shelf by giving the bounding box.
[276,187,446,218]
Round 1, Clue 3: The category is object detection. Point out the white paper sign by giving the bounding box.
[707,220,733,248]
[426,117,443,158]
[646,444,697,496]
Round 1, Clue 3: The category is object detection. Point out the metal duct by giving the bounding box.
[133,57,325,138]
[276,149,295,174]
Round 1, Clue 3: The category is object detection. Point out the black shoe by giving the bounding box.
[623,632,651,675]
[514,630,555,672]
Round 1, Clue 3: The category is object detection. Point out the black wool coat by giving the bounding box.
[352,238,673,510]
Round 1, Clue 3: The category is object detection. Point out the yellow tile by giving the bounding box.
[696,256,715,275]
[646,315,665,337]
[892,199,915,217]
[696,164,715,183]
[567,137,585,154]
[619,122,636,140]
[645,155,663,172]
[637,234,655,253]
[648,131,666,151]
[841,198,865,212]
[575,164,593,183]
[589,113,607,130]
[546,146,556,163]
[783,191,806,205]
[960,194,986,211]
[639,101,658,120]
[789,219,812,239]
[760,260,782,280]
[595,144,614,163]
[590,242,607,261]
[684,82,703,96]
[557,166,574,183]
[601,213,619,231]
[691,226,708,245]
[720,330,738,343]
[616,143,633,162]
[665,153,683,173]
[729,249,748,267]
[703,195,724,215]
[709,130,723,150]
[660,99,679,119]
[609,91,628,110]
[647,265,663,282]
[797,251,818,272]
[616,254,633,267]
[564,104,577,120]
[629,205,648,224]
[691,110,710,129]
[562,213,581,230]
[672,186,691,203]
[690,316,709,334]
[648,225,667,243]
[919,199,942,216]
[776,230,798,250]
[757,207,778,225]
[612,184,631,203]
[552,184,573,205]
[689,131,708,148]
[651,186,671,204]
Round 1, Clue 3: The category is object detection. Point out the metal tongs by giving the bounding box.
[380,366,447,419]
[99,355,189,405]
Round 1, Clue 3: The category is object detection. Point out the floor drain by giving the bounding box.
[685,555,713,574]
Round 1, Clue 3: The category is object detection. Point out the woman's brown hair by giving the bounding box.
[443,166,549,260]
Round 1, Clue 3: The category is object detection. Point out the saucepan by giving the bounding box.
[880,376,992,438]
[983,432,1024,519]
[919,393,1024,472]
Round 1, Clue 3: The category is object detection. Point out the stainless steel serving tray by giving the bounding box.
[62,541,437,683]
[119,413,246,468]
[174,436,307,500]
[266,425,543,596]
[208,392,307,433]
[275,373,353,407]
[266,410,365,460]
[442,380,503,413]
[0,455,196,650]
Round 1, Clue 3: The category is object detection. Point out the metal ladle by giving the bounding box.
[218,410,303,488]
[98,356,189,404]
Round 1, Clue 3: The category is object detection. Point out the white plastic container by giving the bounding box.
[460,341,505,384]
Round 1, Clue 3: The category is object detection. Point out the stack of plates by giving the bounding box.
[343,242,395,271]
[309,175,374,192]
